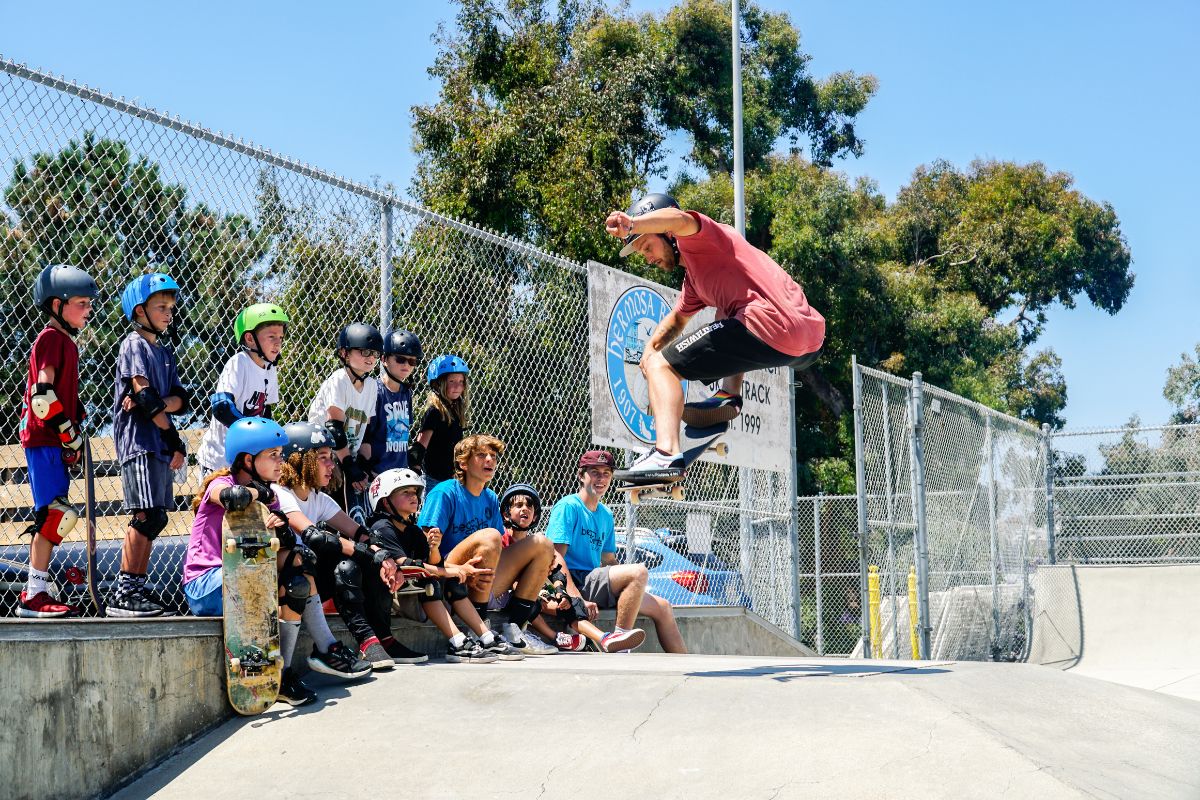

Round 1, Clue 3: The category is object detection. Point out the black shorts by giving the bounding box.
[663,317,822,385]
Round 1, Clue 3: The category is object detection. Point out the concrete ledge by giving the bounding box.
[2,606,804,800]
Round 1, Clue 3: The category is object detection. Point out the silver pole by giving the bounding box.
[909,373,931,659]
[380,202,394,332]
[788,378,803,640]
[1042,423,1057,564]
[813,493,824,655]
[624,449,638,565]
[732,0,745,232]
[986,414,1001,657]
[881,381,901,658]
[851,356,873,657]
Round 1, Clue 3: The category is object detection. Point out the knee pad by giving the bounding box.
[280,572,311,614]
[334,559,365,605]
[129,508,169,541]
[421,578,444,602]
[34,498,78,545]
[443,578,469,602]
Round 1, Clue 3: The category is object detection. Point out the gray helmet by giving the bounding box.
[33,264,99,335]
[619,193,680,257]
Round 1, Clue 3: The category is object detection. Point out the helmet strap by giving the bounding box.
[341,355,368,386]
[244,331,278,369]
[46,299,80,337]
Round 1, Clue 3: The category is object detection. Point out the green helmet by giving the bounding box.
[234,303,290,343]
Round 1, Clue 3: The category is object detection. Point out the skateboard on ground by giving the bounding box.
[82,438,105,616]
[221,501,282,715]
[615,422,729,505]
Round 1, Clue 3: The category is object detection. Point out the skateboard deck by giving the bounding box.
[616,422,729,505]
[221,502,282,715]
[82,438,104,616]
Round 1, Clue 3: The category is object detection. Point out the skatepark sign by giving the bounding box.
[586,261,791,472]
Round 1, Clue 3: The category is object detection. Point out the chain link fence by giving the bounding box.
[0,57,802,629]
[1048,424,1200,565]
[852,360,1050,661]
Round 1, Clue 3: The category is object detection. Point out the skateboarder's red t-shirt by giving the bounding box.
[673,211,825,358]
[20,326,82,449]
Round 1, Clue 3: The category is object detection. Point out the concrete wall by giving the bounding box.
[3,606,810,800]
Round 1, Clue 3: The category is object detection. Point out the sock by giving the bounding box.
[117,571,138,599]
[472,599,490,619]
[25,567,50,596]
[714,389,737,399]
[280,619,300,669]
[302,595,338,652]
[449,633,466,649]
[480,630,498,646]
[359,635,380,654]
[505,597,536,626]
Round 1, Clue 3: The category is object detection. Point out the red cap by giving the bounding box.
[578,449,616,469]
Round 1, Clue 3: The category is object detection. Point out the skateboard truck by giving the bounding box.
[228,645,281,676]
[225,535,281,555]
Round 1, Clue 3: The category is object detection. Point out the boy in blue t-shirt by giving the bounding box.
[111,274,191,617]
[418,434,555,658]
[363,329,421,474]
[545,449,686,653]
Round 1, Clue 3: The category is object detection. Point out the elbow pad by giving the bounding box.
[219,485,253,512]
[302,523,343,557]
[407,440,426,468]
[210,392,242,427]
[131,386,167,420]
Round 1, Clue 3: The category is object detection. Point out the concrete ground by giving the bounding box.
[113,653,1200,800]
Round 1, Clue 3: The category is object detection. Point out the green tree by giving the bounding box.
[1163,344,1200,424]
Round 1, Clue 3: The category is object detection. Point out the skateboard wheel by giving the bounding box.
[229,657,241,674]
[629,490,642,506]
[670,486,685,501]
[268,537,280,552]
[225,538,237,554]
[425,584,435,597]
[712,443,729,457]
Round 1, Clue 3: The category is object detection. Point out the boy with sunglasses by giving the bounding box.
[363,329,421,475]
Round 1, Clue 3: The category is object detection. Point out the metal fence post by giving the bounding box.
[986,413,1001,655]
[379,202,394,331]
[880,380,901,658]
[909,372,932,659]
[788,368,803,640]
[813,493,824,654]
[1042,422,1057,564]
[851,356,873,657]
[623,449,637,565]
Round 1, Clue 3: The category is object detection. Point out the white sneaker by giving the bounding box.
[519,629,559,656]
[613,450,684,484]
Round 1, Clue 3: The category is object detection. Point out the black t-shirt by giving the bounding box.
[368,514,431,563]
[419,406,463,481]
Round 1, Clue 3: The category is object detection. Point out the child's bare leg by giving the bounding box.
[573,619,606,646]
[423,599,464,639]
[451,596,490,637]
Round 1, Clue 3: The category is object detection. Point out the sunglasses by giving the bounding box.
[352,348,381,359]
[389,355,419,366]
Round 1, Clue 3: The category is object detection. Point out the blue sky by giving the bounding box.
[3,0,1197,430]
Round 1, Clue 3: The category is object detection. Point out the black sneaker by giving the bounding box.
[307,642,372,679]
[360,638,395,670]
[481,631,525,661]
[381,637,429,664]
[445,637,498,664]
[105,589,164,618]
[277,668,317,707]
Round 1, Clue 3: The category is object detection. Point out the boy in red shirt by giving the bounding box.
[604,193,825,482]
[16,264,99,617]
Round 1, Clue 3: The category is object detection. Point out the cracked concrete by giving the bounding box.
[110,653,1200,800]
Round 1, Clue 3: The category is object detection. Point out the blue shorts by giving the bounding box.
[183,567,223,616]
[25,446,70,509]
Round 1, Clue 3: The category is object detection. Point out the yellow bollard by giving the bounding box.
[868,565,882,659]
[907,567,920,660]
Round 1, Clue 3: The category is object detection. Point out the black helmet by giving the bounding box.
[499,483,543,527]
[619,193,680,257]
[282,421,337,459]
[383,329,423,359]
[33,264,99,335]
[337,323,383,352]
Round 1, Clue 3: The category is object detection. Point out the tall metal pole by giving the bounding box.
[909,373,931,659]
[1042,422,1057,564]
[380,202,394,332]
[732,0,745,232]
[986,414,1001,656]
[851,357,873,657]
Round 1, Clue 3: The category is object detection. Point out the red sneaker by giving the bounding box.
[556,632,588,652]
[17,590,71,618]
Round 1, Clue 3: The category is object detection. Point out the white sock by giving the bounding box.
[302,595,338,652]
[449,633,466,649]
[26,567,50,596]
[481,630,498,646]
[280,619,301,669]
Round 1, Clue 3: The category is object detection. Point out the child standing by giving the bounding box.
[363,329,421,474]
[182,417,326,706]
[16,264,98,618]
[196,303,289,476]
[307,323,381,516]
[410,354,469,491]
[109,273,191,616]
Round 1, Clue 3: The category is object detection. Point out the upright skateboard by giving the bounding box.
[221,501,282,715]
[615,421,729,505]
[82,438,104,616]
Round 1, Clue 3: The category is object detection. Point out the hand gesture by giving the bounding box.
[605,210,633,239]
[585,600,599,622]
[425,528,442,549]
[455,555,493,588]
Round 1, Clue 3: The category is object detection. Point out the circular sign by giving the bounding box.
[605,286,686,443]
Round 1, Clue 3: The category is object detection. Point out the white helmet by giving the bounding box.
[368,468,424,512]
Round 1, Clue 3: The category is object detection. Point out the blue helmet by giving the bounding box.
[224,418,288,468]
[427,354,469,383]
[121,273,180,323]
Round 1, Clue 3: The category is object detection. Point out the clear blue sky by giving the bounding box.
[4,0,1197,430]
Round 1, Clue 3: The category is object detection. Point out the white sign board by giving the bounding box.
[586,260,791,472]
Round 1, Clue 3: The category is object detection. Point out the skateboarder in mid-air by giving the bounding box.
[604,194,826,483]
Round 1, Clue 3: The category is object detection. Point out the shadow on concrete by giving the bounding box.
[685,662,953,682]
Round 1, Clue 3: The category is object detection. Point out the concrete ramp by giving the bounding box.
[1030,564,1200,701]
[114,654,1200,799]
